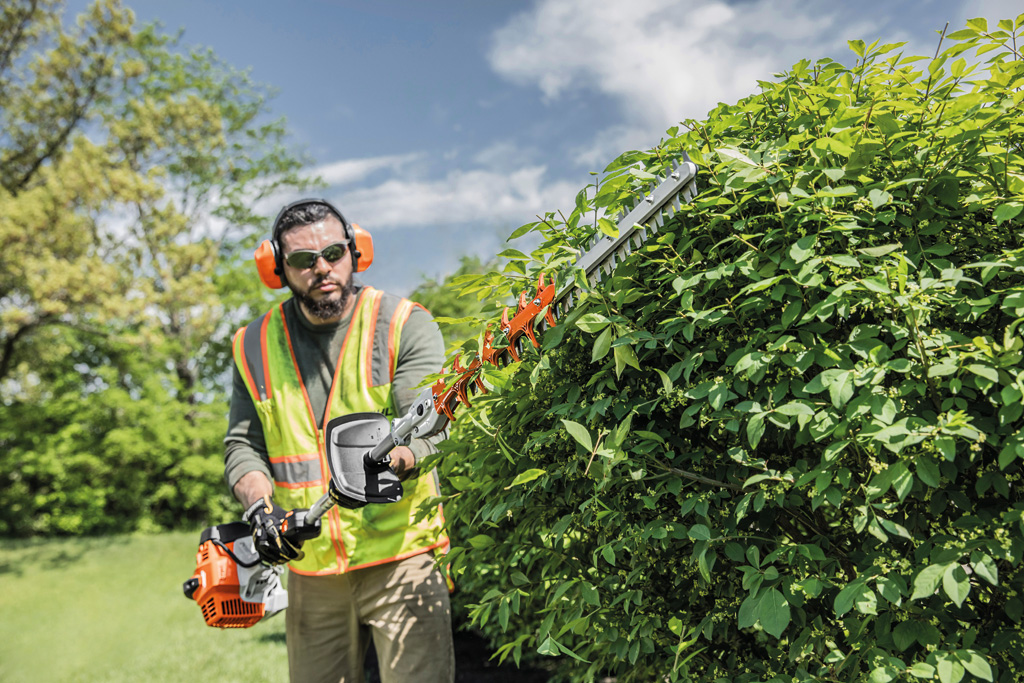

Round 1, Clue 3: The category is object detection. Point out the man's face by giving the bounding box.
[279,214,355,322]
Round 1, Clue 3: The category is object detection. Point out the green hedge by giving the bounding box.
[431,17,1024,683]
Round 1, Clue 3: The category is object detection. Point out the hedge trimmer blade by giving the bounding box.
[554,154,699,313]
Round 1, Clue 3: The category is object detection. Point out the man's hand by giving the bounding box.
[388,445,419,482]
[243,496,309,565]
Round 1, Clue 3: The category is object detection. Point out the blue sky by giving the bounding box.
[100,0,1021,295]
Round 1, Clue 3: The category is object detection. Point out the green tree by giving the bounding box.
[0,0,311,535]
[431,16,1024,683]
[411,254,494,350]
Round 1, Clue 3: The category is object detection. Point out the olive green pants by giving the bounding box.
[286,552,454,683]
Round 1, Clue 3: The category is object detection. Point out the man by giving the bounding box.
[225,198,454,683]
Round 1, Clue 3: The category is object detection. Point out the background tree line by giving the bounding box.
[0,0,313,534]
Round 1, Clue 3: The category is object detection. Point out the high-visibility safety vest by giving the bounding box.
[231,287,448,575]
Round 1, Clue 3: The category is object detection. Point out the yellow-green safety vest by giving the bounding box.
[232,287,448,575]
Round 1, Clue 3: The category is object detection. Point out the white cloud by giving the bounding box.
[309,153,422,187]
[489,0,886,163]
[337,164,578,230]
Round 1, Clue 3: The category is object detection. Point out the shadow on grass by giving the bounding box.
[258,631,287,645]
[0,536,120,577]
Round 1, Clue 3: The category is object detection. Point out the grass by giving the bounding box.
[0,530,289,683]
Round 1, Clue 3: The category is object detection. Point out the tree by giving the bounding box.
[0,0,311,535]
[432,15,1024,682]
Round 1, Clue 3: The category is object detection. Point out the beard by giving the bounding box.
[289,272,355,321]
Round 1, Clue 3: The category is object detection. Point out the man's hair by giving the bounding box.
[274,202,343,239]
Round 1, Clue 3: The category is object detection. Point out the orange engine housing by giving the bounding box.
[183,523,272,629]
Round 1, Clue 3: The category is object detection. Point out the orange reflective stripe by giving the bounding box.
[269,452,319,464]
[233,327,261,401]
[259,310,273,400]
[322,287,371,427]
[388,300,421,379]
[363,291,382,387]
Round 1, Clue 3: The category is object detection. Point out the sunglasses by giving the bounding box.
[283,241,350,270]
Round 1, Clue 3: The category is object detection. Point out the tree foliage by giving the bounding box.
[0,0,310,535]
[431,16,1024,682]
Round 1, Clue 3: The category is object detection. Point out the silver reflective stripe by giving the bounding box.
[270,456,322,486]
[370,292,411,387]
[241,312,271,402]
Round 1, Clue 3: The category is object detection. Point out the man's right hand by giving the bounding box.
[243,496,307,565]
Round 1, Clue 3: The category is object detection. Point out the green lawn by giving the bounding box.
[0,530,289,683]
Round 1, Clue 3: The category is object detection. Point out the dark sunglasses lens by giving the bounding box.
[285,242,348,269]
[285,252,317,269]
[320,243,348,262]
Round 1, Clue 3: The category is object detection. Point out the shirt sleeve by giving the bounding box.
[392,306,448,463]
[223,362,273,492]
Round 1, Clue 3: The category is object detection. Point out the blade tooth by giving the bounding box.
[617,244,629,261]
[673,193,682,211]
[648,221,659,235]
[654,212,665,228]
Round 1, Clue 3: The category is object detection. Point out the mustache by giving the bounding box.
[312,274,341,287]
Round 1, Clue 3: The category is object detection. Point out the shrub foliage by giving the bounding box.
[431,17,1024,683]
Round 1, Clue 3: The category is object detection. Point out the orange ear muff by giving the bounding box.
[254,239,285,289]
[352,223,373,272]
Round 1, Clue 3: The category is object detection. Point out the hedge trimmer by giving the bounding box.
[183,155,699,628]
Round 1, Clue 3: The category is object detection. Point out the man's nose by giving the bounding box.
[312,254,332,273]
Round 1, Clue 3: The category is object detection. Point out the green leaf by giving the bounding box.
[893,621,922,651]
[859,243,902,258]
[911,563,949,600]
[507,221,540,240]
[747,413,766,448]
[468,534,495,549]
[688,524,711,541]
[910,663,936,679]
[614,344,640,377]
[497,248,529,261]
[738,593,760,629]
[829,370,855,408]
[576,313,611,333]
[775,401,815,416]
[561,420,593,451]
[943,564,970,607]
[717,147,757,166]
[580,581,600,606]
[960,651,993,681]
[781,299,802,328]
[993,203,1022,225]
[592,327,612,361]
[537,636,560,656]
[835,580,866,616]
[971,553,999,586]
[509,468,546,487]
[790,235,816,263]
[757,588,790,638]
[938,656,965,683]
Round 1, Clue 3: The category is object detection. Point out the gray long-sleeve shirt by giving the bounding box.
[224,288,446,491]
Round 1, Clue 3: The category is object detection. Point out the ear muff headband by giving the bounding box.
[254,198,374,289]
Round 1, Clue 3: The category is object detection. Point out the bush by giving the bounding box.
[431,17,1024,683]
